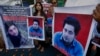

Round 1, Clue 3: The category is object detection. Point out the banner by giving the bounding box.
[27,16,45,40]
[52,5,96,56]
[0,6,34,49]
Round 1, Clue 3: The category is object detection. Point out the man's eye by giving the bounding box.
[64,29,67,32]
[9,30,13,32]
[69,31,73,35]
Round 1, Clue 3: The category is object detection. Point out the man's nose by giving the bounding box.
[65,31,69,36]
[13,30,16,34]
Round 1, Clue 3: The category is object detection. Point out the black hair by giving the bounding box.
[4,21,22,47]
[4,21,18,32]
[33,2,44,16]
[63,16,81,35]
[33,19,40,25]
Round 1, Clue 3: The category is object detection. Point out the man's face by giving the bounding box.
[62,24,75,44]
[33,21,39,29]
[8,25,19,36]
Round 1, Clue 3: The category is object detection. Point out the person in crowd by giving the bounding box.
[86,4,100,56]
[46,5,53,27]
[33,2,47,21]
[33,2,48,52]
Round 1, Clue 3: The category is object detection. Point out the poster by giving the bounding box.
[52,5,96,56]
[0,6,34,49]
[27,16,45,40]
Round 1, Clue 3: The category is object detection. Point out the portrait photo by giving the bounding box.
[27,16,45,40]
[52,6,95,56]
[1,15,34,49]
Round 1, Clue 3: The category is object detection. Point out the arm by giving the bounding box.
[29,26,33,32]
[89,3,100,56]
[39,27,43,37]
[75,44,84,56]
[93,4,100,34]
[93,4,100,33]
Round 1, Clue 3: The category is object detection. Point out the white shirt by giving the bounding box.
[93,22,100,37]
[65,0,100,7]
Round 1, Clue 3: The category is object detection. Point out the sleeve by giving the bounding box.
[29,26,33,32]
[40,28,43,34]
[53,32,58,46]
[29,26,35,37]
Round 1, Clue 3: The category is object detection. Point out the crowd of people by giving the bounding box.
[0,0,100,56]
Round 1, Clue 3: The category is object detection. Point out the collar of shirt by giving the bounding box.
[60,35,75,47]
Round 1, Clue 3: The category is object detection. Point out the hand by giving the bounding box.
[93,4,100,23]
[91,45,97,51]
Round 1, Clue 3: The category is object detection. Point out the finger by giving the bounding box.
[91,45,97,51]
